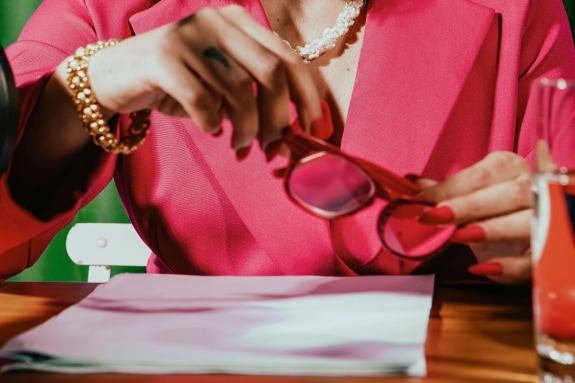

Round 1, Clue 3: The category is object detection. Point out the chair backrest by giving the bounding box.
[65,223,150,283]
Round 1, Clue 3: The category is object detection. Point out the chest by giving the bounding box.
[309,27,365,134]
[258,0,366,136]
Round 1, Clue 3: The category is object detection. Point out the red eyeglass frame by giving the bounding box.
[272,124,456,260]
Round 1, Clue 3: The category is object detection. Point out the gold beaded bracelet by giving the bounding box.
[66,39,150,155]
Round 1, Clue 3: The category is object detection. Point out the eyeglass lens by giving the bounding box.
[378,203,456,259]
[288,153,375,218]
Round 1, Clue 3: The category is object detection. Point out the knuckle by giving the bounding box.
[468,167,492,190]
[226,68,253,91]
[194,7,218,21]
[487,151,528,172]
[256,53,285,85]
[507,261,531,281]
[220,4,248,17]
[485,151,514,165]
[178,85,207,109]
[508,178,533,208]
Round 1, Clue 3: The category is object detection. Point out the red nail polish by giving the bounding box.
[235,145,251,161]
[418,206,455,224]
[309,100,334,139]
[264,139,284,162]
[450,225,486,243]
[210,126,223,137]
[272,167,288,178]
[468,262,503,276]
[311,118,331,140]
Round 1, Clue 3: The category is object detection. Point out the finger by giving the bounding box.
[468,255,532,285]
[152,97,191,119]
[148,56,223,133]
[183,10,280,151]
[438,175,532,224]
[176,11,260,151]
[451,209,532,244]
[405,176,438,190]
[191,46,258,151]
[492,254,531,284]
[219,7,291,149]
[419,151,531,202]
[219,6,322,130]
[479,209,532,242]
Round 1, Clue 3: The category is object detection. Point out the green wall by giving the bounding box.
[0,1,43,48]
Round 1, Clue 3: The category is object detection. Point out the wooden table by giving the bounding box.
[0,281,538,383]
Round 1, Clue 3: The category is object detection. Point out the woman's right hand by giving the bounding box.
[58,5,323,156]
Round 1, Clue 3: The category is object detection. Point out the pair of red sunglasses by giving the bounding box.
[275,125,456,260]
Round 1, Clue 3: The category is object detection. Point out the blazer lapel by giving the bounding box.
[344,0,497,176]
[330,0,497,271]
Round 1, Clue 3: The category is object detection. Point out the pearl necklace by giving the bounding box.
[278,0,365,63]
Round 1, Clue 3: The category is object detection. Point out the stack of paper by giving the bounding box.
[0,274,434,376]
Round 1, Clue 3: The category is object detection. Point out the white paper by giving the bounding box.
[0,273,434,376]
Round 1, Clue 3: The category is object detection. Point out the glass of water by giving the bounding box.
[532,78,575,383]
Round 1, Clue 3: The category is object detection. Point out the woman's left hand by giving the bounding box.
[416,151,533,285]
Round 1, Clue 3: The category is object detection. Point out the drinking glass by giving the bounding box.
[532,78,575,382]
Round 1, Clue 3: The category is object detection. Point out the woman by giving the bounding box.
[1,0,574,284]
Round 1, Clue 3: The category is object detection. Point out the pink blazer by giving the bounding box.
[2,0,575,281]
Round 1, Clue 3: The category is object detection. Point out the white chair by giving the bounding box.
[65,222,151,283]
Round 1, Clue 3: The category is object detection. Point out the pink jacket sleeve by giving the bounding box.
[0,0,129,280]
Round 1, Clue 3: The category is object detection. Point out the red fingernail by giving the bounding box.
[210,126,223,137]
[310,100,334,139]
[468,262,503,276]
[450,225,486,243]
[272,167,288,178]
[235,145,251,161]
[418,206,455,224]
[311,118,331,140]
[264,139,284,162]
[262,127,288,162]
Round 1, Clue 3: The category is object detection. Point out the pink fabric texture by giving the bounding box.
[1,0,575,281]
